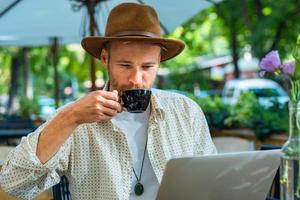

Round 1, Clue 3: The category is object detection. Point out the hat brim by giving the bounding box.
[81,36,185,62]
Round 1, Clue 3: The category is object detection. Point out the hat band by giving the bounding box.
[111,31,159,38]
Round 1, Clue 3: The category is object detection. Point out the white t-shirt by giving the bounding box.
[111,105,159,200]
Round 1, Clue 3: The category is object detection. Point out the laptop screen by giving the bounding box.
[156,150,281,200]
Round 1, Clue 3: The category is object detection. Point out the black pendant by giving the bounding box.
[134,182,144,196]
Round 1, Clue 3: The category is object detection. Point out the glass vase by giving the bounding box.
[280,101,300,200]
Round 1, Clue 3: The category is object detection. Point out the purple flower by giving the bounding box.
[259,50,281,72]
[281,61,296,76]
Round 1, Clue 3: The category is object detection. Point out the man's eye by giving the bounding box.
[120,64,131,68]
[142,65,154,70]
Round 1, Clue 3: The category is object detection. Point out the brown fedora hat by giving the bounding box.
[81,3,185,62]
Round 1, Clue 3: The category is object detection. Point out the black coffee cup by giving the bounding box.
[121,89,151,113]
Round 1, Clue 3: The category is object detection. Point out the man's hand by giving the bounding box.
[69,90,122,125]
[36,90,122,164]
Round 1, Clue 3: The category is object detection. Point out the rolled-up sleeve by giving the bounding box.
[0,120,72,199]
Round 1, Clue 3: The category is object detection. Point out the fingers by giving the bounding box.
[97,104,118,117]
[73,90,124,123]
[87,104,116,122]
[95,90,122,112]
[98,96,122,113]
[98,90,119,102]
[112,90,119,96]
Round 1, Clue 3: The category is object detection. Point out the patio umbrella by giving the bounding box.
[0,0,219,45]
[0,0,220,105]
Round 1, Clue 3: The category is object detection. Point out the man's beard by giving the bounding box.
[108,69,152,92]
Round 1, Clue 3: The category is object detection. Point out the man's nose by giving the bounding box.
[128,70,143,88]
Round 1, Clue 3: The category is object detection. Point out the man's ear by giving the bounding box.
[100,49,108,69]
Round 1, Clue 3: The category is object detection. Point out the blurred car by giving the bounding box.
[38,96,56,120]
[222,78,289,107]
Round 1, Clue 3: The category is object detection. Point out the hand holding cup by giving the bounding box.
[67,90,122,125]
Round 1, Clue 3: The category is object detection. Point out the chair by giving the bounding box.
[52,176,72,200]
[212,136,255,153]
[0,116,37,145]
[261,144,281,200]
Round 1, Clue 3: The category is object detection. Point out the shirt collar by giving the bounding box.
[149,91,165,121]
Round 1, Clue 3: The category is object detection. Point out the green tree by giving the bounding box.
[163,0,300,80]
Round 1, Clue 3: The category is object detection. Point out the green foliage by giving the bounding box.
[225,92,260,128]
[0,45,106,100]
[292,35,300,81]
[0,48,17,94]
[161,0,300,74]
[29,46,89,97]
[193,95,229,129]
[162,7,230,71]
[194,92,288,140]
[215,0,300,59]
[162,69,211,92]
[18,96,41,118]
[252,100,288,140]
[252,0,300,58]
[159,0,300,92]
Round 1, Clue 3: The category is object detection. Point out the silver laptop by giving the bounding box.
[156,150,281,200]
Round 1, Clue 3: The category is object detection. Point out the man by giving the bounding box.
[0,3,216,200]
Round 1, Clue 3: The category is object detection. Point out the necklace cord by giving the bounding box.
[132,134,148,182]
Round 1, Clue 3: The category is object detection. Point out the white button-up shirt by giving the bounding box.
[0,89,217,200]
